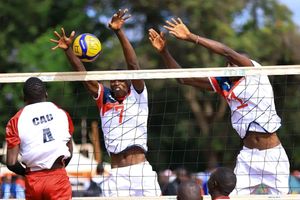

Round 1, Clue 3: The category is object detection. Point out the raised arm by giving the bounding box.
[50,28,99,98]
[164,18,253,67]
[108,9,144,93]
[148,28,213,91]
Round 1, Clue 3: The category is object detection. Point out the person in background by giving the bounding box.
[177,180,203,200]
[207,167,236,200]
[164,167,190,195]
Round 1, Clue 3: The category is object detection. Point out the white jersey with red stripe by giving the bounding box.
[209,60,281,138]
[95,83,148,154]
[5,102,74,171]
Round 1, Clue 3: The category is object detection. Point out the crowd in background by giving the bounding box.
[3,166,300,198]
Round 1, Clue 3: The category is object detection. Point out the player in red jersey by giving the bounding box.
[6,77,74,200]
[148,18,289,195]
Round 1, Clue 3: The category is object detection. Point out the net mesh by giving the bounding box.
[1,66,300,199]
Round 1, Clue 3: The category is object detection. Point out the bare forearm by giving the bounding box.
[187,33,233,56]
[65,48,87,72]
[114,29,140,70]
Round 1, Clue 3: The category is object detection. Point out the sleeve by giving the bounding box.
[208,77,222,94]
[94,83,104,109]
[6,115,21,149]
[64,111,74,135]
[132,84,148,103]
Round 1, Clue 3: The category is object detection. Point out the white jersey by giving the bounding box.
[95,83,148,154]
[209,60,281,138]
[6,102,74,171]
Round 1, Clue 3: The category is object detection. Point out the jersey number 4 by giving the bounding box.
[43,128,55,143]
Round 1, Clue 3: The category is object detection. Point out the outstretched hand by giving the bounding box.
[164,18,191,40]
[148,28,166,52]
[50,28,75,50]
[109,8,131,31]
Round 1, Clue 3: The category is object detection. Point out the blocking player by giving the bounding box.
[148,18,290,195]
[6,77,74,200]
[50,9,161,196]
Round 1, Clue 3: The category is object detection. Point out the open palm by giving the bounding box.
[148,29,166,52]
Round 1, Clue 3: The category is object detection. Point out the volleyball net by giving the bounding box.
[0,65,300,199]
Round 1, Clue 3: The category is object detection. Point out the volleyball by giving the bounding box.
[72,33,101,62]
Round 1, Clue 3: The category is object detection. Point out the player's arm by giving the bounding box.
[164,18,253,67]
[149,28,213,91]
[50,28,99,98]
[109,9,145,93]
[6,146,26,176]
[64,140,73,167]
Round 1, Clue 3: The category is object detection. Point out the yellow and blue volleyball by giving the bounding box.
[72,33,101,62]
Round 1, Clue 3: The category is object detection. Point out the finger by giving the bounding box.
[149,29,158,37]
[163,25,173,31]
[169,31,177,37]
[171,18,178,25]
[70,31,76,39]
[165,20,175,27]
[117,9,122,16]
[160,31,165,39]
[149,31,156,39]
[61,27,66,36]
[123,14,131,21]
[51,45,59,50]
[177,18,183,24]
[149,37,154,42]
[50,39,59,43]
[121,8,128,17]
[54,31,61,38]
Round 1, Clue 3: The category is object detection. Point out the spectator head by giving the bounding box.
[177,180,203,200]
[208,167,236,199]
[175,167,190,183]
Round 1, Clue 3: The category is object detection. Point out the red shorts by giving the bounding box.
[25,168,72,200]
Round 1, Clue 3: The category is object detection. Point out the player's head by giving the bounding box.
[207,167,236,197]
[110,68,131,100]
[177,180,203,200]
[23,77,47,104]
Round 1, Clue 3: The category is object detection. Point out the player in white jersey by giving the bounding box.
[51,9,161,196]
[148,18,289,195]
[6,77,74,200]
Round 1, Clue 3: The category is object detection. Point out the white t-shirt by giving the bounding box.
[6,102,74,171]
[209,60,281,138]
[95,83,148,154]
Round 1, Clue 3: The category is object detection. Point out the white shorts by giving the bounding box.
[232,144,290,195]
[102,161,161,197]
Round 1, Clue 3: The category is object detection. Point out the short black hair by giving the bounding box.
[23,77,46,103]
[208,167,236,196]
[177,180,202,200]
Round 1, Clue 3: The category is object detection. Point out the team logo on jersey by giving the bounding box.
[43,128,55,143]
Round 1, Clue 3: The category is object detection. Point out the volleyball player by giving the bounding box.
[51,9,161,196]
[6,77,74,200]
[148,18,290,195]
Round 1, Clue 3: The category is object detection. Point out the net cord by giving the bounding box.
[1,65,300,83]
